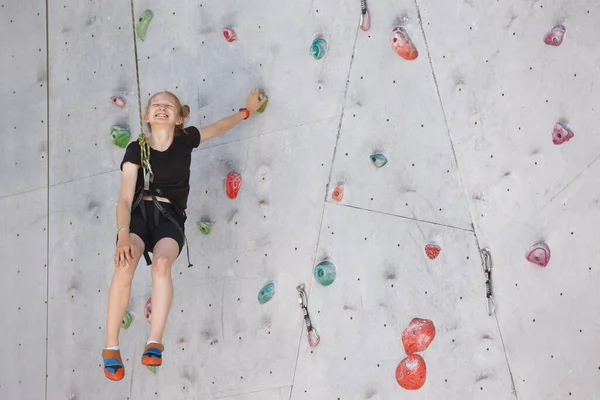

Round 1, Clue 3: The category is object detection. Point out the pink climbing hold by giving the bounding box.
[552,123,574,145]
[544,25,566,47]
[223,28,237,42]
[109,96,126,109]
[526,242,551,267]
[144,297,152,323]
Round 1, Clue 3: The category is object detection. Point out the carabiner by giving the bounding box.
[308,327,320,347]
[359,0,370,31]
[297,284,320,347]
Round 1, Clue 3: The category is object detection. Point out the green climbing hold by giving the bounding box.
[136,10,154,41]
[310,38,327,60]
[314,260,336,286]
[196,221,213,235]
[110,126,131,148]
[257,92,268,113]
[257,282,275,304]
[370,153,388,168]
[121,311,132,329]
[147,366,158,374]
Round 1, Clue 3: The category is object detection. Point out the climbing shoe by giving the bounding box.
[102,348,125,381]
[142,342,164,367]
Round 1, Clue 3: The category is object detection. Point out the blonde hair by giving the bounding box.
[145,91,190,134]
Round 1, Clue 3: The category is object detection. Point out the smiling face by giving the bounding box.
[144,92,184,130]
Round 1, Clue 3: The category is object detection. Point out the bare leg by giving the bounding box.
[104,234,144,348]
[148,237,179,343]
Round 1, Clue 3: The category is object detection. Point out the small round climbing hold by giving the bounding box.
[310,38,328,60]
[257,282,275,304]
[110,126,131,149]
[109,96,126,109]
[332,185,344,202]
[401,317,436,355]
[257,92,268,113]
[370,153,388,168]
[552,122,574,145]
[196,221,213,235]
[121,311,132,329]
[544,25,566,47]
[226,171,242,199]
[390,27,418,60]
[396,354,427,390]
[314,260,336,286]
[136,10,154,41]
[223,28,237,42]
[424,244,441,260]
[144,297,152,323]
[526,242,551,267]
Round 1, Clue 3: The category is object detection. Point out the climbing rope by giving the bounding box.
[129,0,152,189]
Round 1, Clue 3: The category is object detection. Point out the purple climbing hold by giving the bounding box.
[544,25,566,47]
[526,242,551,267]
[552,123,574,145]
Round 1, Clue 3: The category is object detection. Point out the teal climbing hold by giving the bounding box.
[310,38,327,60]
[257,92,268,113]
[314,260,336,286]
[370,153,388,168]
[196,221,213,235]
[136,10,154,41]
[110,126,131,148]
[257,282,275,304]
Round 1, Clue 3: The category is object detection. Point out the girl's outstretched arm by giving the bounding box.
[200,89,267,143]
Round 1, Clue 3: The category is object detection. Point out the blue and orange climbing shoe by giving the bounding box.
[102,348,125,381]
[142,342,164,367]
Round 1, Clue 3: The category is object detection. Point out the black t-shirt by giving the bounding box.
[120,126,201,212]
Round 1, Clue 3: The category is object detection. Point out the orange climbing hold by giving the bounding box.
[390,27,418,60]
[226,171,242,199]
[396,354,427,390]
[402,317,436,355]
[424,244,440,260]
[332,185,344,202]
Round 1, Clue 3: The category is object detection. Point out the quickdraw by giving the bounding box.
[481,248,495,316]
[359,0,370,31]
[296,284,320,347]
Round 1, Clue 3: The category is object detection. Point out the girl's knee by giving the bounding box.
[152,256,172,277]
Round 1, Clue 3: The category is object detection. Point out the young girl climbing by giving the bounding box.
[102,89,268,381]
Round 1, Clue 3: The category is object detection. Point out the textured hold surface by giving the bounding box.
[223,28,237,43]
[552,123,574,145]
[121,311,132,329]
[544,25,566,47]
[109,126,131,149]
[401,317,436,355]
[369,153,388,168]
[526,242,551,267]
[310,38,328,60]
[226,171,242,199]
[396,354,427,390]
[424,244,441,260]
[313,260,337,286]
[196,220,213,235]
[257,282,276,304]
[332,185,344,202]
[390,27,418,60]
[136,10,153,41]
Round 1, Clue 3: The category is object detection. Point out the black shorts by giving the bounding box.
[118,200,187,257]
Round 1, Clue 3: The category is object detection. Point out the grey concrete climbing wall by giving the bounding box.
[2,0,600,399]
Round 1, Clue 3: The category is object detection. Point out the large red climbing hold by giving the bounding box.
[544,25,566,47]
[223,28,237,42]
[552,123,574,145]
[424,244,440,260]
[332,185,344,202]
[402,317,436,355]
[396,354,427,390]
[526,242,551,267]
[390,27,418,60]
[226,171,242,199]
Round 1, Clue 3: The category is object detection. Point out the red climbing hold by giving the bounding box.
[332,185,344,202]
[544,25,566,47]
[223,28,237,42]
[526,242,551,267]
[552,123,574,145]
[424,244,440,260]
[396,354,427,390]
[144,297,152,323]
[402,317,436,355]
[390,27,418,60]
[226,171,242,199]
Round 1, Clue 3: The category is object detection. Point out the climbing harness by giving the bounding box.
[359,0,370,31]
[481,248,494,316]
[296,284,320,347]
[128,0,192,268]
